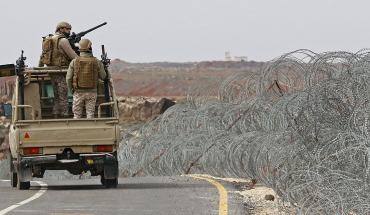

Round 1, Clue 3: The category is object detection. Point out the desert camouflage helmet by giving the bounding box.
[55,22,72,32]
[78,39,93,52]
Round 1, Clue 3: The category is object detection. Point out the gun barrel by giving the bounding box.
[83,22,107,35]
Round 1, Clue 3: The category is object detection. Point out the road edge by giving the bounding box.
[184,175,228,215]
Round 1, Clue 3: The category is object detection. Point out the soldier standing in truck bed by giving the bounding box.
[66,39,106,118]
[38,22,78,119]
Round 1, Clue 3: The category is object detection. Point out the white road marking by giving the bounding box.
[0,181,48,215]
[0,180,10,182]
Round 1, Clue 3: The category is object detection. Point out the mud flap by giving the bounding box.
[17,164,33,182]
[104,155,118,179]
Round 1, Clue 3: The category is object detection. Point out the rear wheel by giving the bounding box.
[17,175,30,190]
[17,181,30,190]
[10,172,17,187]
[105,178,118,188]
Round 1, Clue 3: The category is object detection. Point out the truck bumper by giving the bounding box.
[20,154,117,167]
[19,153,118,179]
[20,155,57,165]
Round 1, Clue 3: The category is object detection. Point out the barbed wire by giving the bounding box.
[0,49,368,213]
[118,49,370,214]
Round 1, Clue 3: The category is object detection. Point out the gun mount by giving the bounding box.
[68,22,107,54]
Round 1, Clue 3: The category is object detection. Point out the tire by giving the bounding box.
[17,177,30,190]
[10,172,17,187]
[105,178,118,188]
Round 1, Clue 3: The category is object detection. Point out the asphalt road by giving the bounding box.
[0,176,246,215]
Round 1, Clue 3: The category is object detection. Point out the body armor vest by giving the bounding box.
[41,34,71,66]
[73,56,98,89]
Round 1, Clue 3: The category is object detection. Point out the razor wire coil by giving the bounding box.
[119,49,370,214]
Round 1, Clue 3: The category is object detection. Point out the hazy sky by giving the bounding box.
[1,0,369,66]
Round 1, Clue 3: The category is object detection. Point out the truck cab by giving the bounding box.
[8,66,120,189]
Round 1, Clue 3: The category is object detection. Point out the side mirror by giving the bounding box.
[4,104,12,116]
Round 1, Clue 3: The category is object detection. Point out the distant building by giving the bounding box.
[234,56,248,62]
[225,52,248,62]
[225,52,232,61]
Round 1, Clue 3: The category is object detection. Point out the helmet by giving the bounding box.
[55,22,72,33]
[78,39,92,52]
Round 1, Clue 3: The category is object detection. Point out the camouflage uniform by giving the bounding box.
[66,51,106,119]
[39,31,78,118]
[72,92,98,118]
[49,74,69,117]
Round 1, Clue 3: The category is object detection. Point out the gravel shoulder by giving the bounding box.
[195,174,295,214]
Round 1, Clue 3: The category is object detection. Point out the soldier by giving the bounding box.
[39,22,78,119]
[66,39,106,119]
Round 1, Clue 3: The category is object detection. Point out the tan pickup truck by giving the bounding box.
[7,66,120,190]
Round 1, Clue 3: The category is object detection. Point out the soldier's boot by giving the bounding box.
[53,114,59,119]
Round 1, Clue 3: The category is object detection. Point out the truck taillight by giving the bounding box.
[23,148,43,155]
[93,146,113,152]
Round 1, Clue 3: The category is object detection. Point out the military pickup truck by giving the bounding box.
[6,66,120,190]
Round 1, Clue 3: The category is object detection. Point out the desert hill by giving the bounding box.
[110,59,264,97]
[0,60,264,98]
